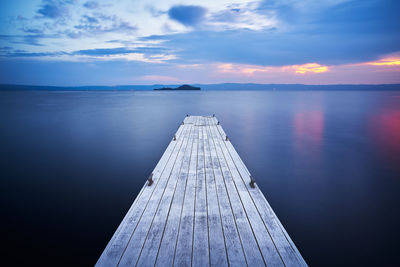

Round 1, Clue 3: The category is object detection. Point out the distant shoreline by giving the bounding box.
[1,83,400,91]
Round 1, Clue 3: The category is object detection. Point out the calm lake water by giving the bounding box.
[1,90,399,266]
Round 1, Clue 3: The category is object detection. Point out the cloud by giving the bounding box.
[37,4,66,19]
[285,63,329,74]
[2,57,399,86]
[168,5,207,26]
[145,5,164,17]
[139,75,184,82]
[73,47,168,56]
[69,13,137,37]
[1,0,400,86]
[83,1,99,9]
[130,1,396,67]
[0,46,12,51]
[0,34,49,46]
[211,59,400,84]
[1,51,68,57]
[354,53,400,70]
[36,0,75,19]
[20,35,48,46]
[70,46,175,62]
[0,46,173,62]
[142,0,400,67]
[367,59,400,67]
[217,62,328,76]
[81,15,98,24]
[22,28,44,34]
[207,3,276,31]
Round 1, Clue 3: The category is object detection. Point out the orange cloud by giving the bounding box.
[218,63,234,72]
[366,57,400,66]
[210,57,400,84]
[217,62,329,76]
[287,63,329,74]
[242,67,269,75]
[217,63,270,75]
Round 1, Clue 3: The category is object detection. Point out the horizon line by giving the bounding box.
[1,83,400,88]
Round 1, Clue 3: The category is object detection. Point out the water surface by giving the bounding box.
[1,90,399,266]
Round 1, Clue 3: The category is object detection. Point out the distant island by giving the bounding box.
[154,84,201,91]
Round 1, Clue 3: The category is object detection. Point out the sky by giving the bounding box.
[0,0,399,85]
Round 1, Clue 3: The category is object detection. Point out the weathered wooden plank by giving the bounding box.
[192,117,210,266]
[118,124,193,266]
[206,118,266,266]
[205,122,248,267]
[183,115,195,124]
[97,115,306,267]
[203,124,229,266]
[95,125,186,267]
[153,117,199,267]
[136,122,196,266]
[173,118,199,267]
[214,121,307,266]
[210,120,285,266]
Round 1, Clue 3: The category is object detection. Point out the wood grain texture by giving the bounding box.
[96,116,307,267]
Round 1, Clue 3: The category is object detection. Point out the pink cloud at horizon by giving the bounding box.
[133,53,400,85]
[200,55,400,84]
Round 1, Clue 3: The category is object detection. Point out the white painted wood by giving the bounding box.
[173,117,199,267]
[95,125,186,267]
[205,122,248,267]
[207,118,266,266]
[192,116,210,266]
[118,124,193,266]
[153,117,199,267]
[210,121,284,266]
[183,115,195,124]
[203,124,229,266]
[215,123,307,266]
[137,122,196,267]
[96,116,306,267]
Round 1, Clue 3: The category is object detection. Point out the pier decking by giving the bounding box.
[96,115,307,267]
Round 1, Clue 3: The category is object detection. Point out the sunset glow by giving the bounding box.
[289,63,329,74]
[216,62,330,77]
[367,58,400,66]
[0,0,399,85]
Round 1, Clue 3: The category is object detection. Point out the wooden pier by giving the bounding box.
[96,115,307,267]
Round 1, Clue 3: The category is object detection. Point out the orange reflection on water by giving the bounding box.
[293,111,324,155]
[370,108,400,161]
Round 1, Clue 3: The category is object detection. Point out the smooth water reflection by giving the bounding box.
[370,107,400,164]
[293,110,324,157]
[0,90,399,266]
